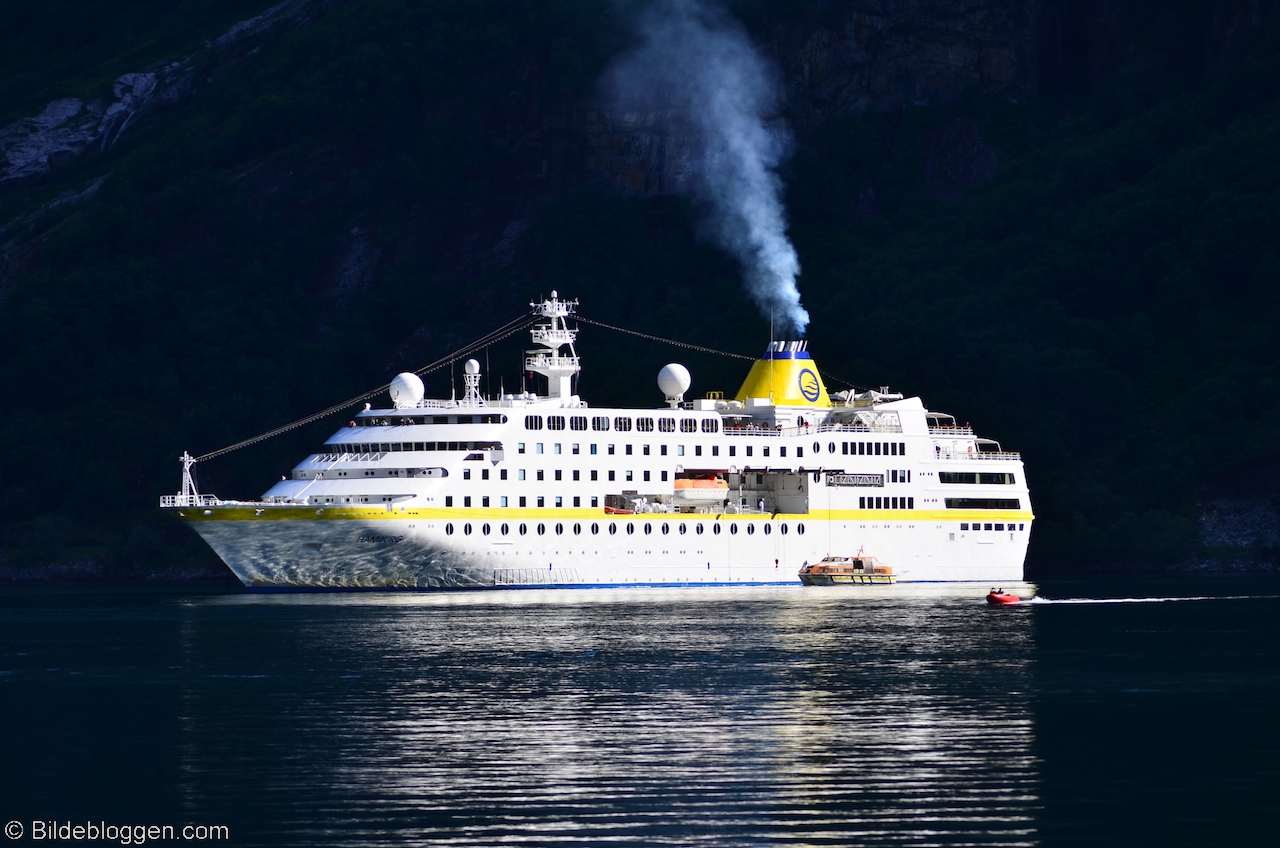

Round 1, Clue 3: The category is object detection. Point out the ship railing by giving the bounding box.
[400,399,457,409]
[721,422,903,438]
[928,426,975,436]
[814,422,904,434]
[935,450,1022,461]
[160,494,224,508]
[524,354,581,371]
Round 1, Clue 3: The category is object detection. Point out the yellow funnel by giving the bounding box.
[734,341,831,408]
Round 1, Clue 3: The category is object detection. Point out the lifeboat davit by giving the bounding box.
[986,591,1020,605]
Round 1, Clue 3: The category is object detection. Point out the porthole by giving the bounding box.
[730,524,738,535]
[780,523,788,535]
[555,523,564,535]
[747,524,755,535]
[482,523,491,535]
[610,524,618,535]
[644,523,653,535]
[519,523,527,535]
[573,523,582,535]
[445,523,454,536]
[537,523,546,535]
[695,523,704,535]
[813,442,820,453]
[763,524,771,535]
[501,523,509,535]
[627,524,635,535]
[813,471,821,482]
[464,523,472,535]
[679,523,687,535]
[797,523,805,535]
[661,523,670,534]
[591,523,599,535]
[828,442,836,454]
[713,524,721,535]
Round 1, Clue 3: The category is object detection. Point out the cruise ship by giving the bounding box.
[162,293,1032,589]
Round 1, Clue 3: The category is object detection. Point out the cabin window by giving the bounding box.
[554,470,562,481]
[681,419,697,433]
[637,418,654,432]
[659,418,675,432]
[701,419,718,433]
[548,416,565,431]
[524,416,542,430]
[593,416,610,431]
[614,417,632,432]
[571,416,588,431]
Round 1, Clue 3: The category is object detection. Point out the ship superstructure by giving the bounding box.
[162,293,1032,589]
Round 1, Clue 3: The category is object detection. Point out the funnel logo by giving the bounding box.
[798,368,820,402]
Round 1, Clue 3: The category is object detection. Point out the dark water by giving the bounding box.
[2,579,1277,847]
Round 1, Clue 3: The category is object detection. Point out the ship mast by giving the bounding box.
[526,291,580,401]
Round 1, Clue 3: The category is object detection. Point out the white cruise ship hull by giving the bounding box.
[177,507,1028,590]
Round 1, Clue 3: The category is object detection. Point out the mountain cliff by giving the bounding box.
[1,0,1278,579]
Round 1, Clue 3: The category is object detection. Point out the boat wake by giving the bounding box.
[1025,594,1276,605]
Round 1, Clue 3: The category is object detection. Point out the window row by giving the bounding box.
[526,415,719,434]
[859,496,915,510]
[356,414,507,426]
[961,522,1026,531]
[330,441,502,454]
[517,442,721,458]
[944,498,1021,510]
[840,441,906,456]
[939,472,1016,485]
[444,521,806,537]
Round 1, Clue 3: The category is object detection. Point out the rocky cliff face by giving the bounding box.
[0,0,327,187]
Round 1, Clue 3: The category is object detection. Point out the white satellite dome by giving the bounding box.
[657,363,691,402]
[464,358,480,375]
[389,372,425,408]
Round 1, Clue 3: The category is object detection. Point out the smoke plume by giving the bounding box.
[603,0,809,336]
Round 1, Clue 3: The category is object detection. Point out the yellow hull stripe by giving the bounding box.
[166,506,1034,524]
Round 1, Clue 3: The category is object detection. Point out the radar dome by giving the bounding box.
[389,372,425,408]
[657,363,691,401]
[464,358,480,375]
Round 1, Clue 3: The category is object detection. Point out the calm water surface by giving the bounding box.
[2,578,1277,846]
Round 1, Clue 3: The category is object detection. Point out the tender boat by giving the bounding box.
[799,554,895,585]
[986,591,1020,605]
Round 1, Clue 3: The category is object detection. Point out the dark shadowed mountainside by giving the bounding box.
[2,0,1278,580]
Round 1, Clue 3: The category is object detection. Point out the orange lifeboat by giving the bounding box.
[672,475,730,505]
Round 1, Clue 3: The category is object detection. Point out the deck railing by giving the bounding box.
[159,494,224,508]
